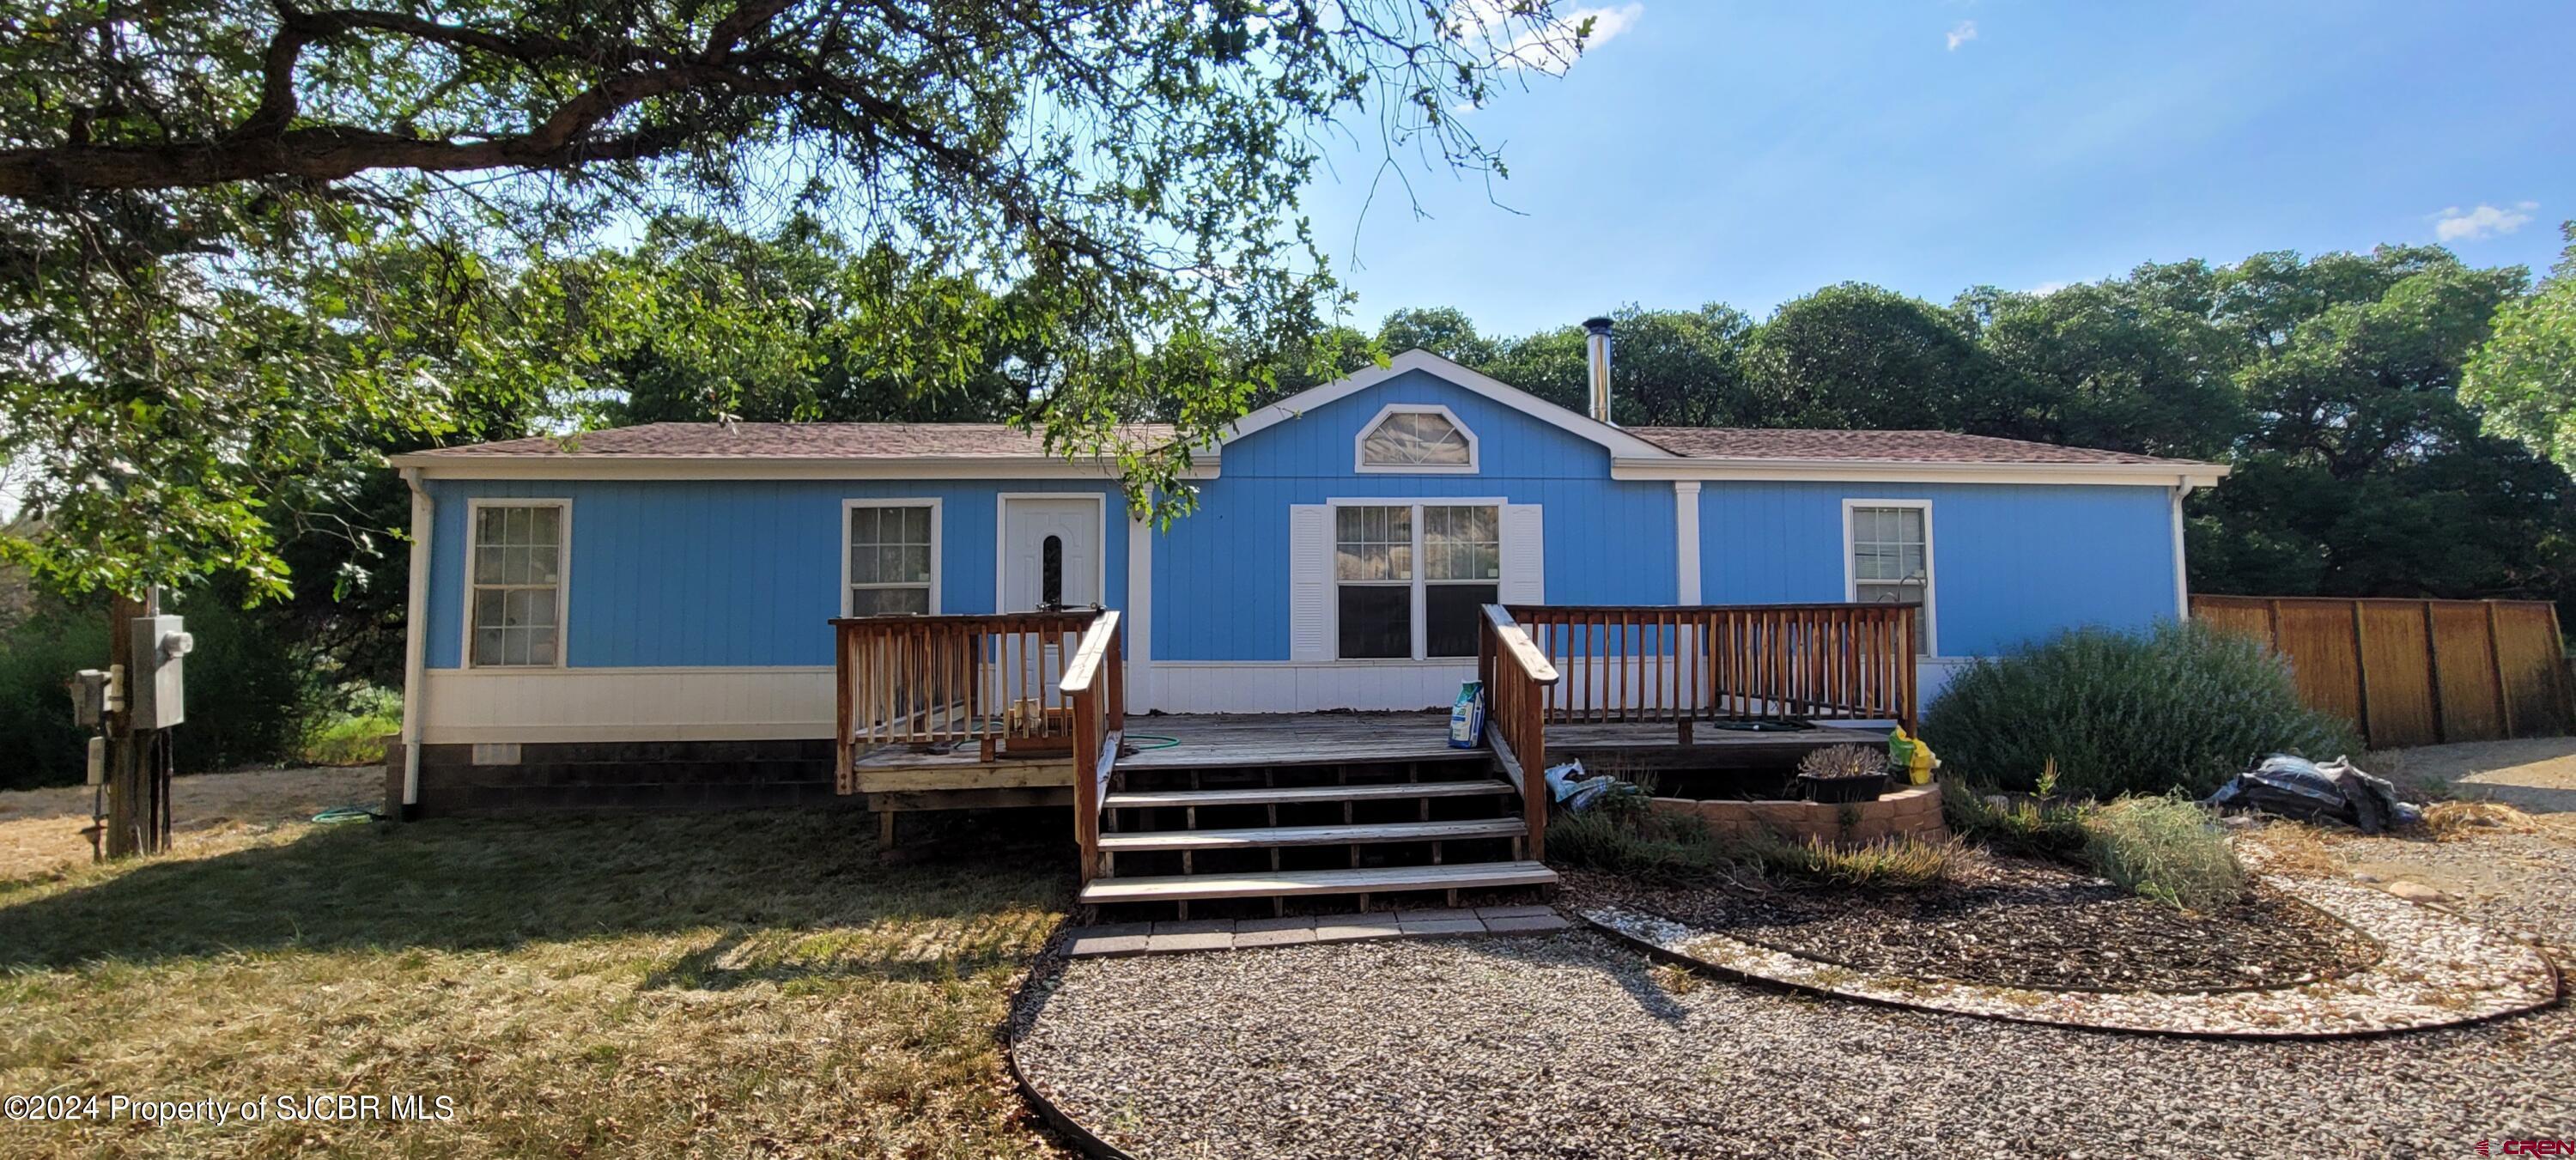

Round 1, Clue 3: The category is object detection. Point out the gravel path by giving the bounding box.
[1014,930,2575,1158]
[2371,738,2576,815]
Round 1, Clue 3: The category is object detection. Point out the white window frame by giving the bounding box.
[1353,403,1479,475]
[841,497,943,616]
[1327,495,1508,661]
[461,497,572,669]
[1841,498,1938,657]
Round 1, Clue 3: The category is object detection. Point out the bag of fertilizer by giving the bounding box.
[1449,680,1486,748]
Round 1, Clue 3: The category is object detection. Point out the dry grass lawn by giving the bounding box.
[0,788,1073,1158]
[0,765,384,882]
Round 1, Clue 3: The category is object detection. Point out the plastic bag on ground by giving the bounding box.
[2202,753,2424,834]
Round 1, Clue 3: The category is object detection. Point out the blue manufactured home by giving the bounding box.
[387,338,2223,829]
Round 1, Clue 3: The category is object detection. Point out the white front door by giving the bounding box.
[1000,496,1103,611]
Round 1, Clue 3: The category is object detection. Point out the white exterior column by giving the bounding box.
[1127,511,1153,714]
[1674,480,1703,604]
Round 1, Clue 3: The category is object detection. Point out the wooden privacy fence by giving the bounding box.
[2191,596,2573,749]
[1504,603,1918,740]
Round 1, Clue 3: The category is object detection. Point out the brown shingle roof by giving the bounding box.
[404,419,2208,471]
[403,422,1178,459]
[1625,427,2196,466]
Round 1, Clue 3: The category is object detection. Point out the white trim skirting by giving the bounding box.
[417,666,834,744]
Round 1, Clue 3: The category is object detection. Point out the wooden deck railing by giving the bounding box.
[1508,603,1918,743]
[829,610,1106,792]
[1060,610,1124,884]
[1477,604,1561,861]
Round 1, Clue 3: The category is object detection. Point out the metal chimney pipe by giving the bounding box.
[1583,316,1614,425]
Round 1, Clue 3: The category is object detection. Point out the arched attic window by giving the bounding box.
[1356,404,1478,474]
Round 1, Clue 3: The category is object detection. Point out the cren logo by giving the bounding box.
[2481,1143,2494,1157]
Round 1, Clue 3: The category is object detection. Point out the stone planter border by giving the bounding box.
[1647,781,1947,847]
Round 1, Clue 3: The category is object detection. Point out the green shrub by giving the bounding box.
[1546,806,1731,882]
[1922,621,2359,797]
[0,611,109,789]
[2081,795,2246,911]
[298,686,403,767]
[1941,782,2092,860]
[1740,833,1963,889]
[169,588,316,772]
[0,590,317,789]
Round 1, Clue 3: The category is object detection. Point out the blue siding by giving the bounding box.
[1698,481,2178,656]
[1153,368,1678,660]
[424,478,1126,669]
[419,363,2184,675]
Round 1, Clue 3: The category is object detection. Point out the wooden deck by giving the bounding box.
[1121,713,1490,769]
[854,710,1889,794]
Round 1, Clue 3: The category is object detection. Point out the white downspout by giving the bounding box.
[400,468,433,811]
[2170,478,2195,622]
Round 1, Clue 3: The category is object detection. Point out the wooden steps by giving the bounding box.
[1097,818,1523,853]
[1103,779,1514,810]
[1078,860,1558,904]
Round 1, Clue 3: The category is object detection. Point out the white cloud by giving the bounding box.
[2029,280,2071,295]
[1460,2,1644,73]
[1946,21,1978,51]
[2433,201,2539,242]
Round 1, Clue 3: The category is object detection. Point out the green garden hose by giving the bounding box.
[312,805,383,824]
[1126,733,1182,750]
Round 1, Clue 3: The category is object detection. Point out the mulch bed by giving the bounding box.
[1563,855,2382,993]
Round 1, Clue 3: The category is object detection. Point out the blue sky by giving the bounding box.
[1302,1,2574,338]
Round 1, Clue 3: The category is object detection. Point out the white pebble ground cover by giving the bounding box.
[1012,930,2575,1159]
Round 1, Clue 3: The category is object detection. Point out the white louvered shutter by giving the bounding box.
[1289,504,1334,660]
[1499,504,1545,605]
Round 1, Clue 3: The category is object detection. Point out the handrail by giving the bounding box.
[829,609,1106,793]
[1482,605,1560,684]
[1508,602,1917,739]
[1479,604,1561,861]
[1066,611,1123,884]
[1059,610,1122,695]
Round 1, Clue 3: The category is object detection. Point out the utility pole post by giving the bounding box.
[101,588,171,858]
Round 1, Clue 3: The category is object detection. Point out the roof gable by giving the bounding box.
[1224,349,1674,460]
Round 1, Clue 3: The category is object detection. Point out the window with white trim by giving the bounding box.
[469,502,566,667]
[848,504,935,615]
[1358,408,1473,470]
[1335,503,1500,659]
[1850,504,1931,655]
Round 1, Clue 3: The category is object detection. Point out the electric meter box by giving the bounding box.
[127,615,191,729]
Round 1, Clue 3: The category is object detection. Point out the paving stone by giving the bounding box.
[1079,922,1152,938]
[1482,914,1573,934]
[1145,930,1237,954]
[1151,919,1236,937]
[1398,917,1489,938]
[1475,904,1558,920]
[1065,932,1151,957]
[1235,916,1315,933]
[1394,908,1480,922]
[1231,926,1317,949]
[1312,920,1405,944]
